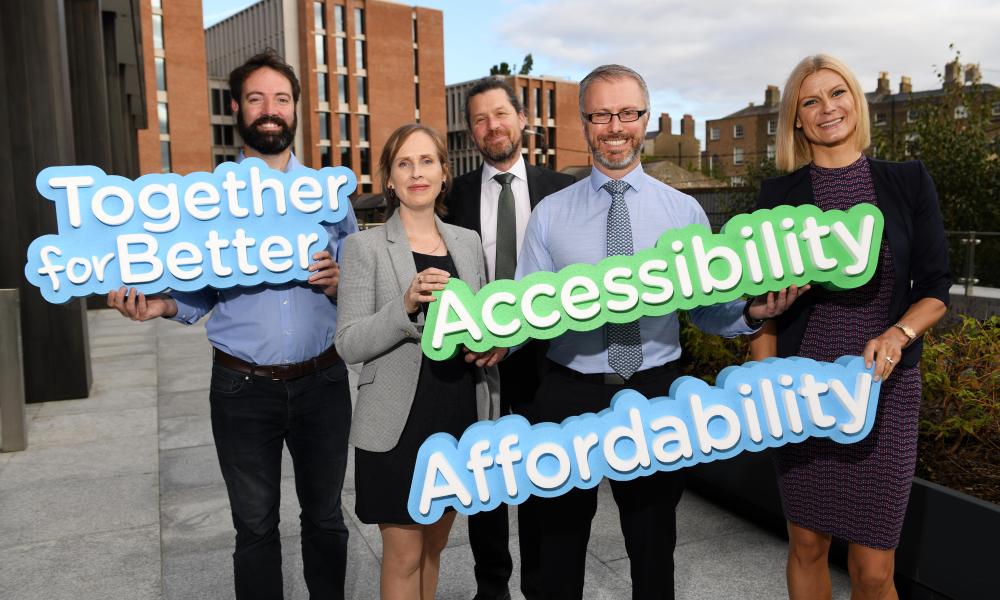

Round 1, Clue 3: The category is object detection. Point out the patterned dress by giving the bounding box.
[773,155,923,550]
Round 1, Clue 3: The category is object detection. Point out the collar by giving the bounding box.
[237,150,299,173]
[481,155,528,185]
[589,161,645,194]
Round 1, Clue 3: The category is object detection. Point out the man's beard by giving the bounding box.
[238,114,296,155]
[478,129,520,164]
[588,131,642,171]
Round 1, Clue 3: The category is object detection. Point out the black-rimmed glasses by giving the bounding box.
[583,109,648,124]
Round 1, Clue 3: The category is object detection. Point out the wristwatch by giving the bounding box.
[893,322,917,342]
[743,298,765,329]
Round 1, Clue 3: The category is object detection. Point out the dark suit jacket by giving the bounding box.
[445,163,576,416]
[757,158,951,368]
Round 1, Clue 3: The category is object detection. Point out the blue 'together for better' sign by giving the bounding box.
[25,158,356,303]
[408,355,880,524]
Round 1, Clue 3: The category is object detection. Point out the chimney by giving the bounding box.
[681,114,695,137]
[876,71,890,96]
[659,113,671,135]
[944,59,961,87]
[899,76,912,94]
[965,63,981,84]
[764,85,780,107]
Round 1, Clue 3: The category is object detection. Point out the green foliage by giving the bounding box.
[677,312,749,385]
[871,47,1000,233]
[729,157,781,215]
[919,315,1000,453]
[490,54,534,77]
[519,54,534,76]
[489,62,512,76]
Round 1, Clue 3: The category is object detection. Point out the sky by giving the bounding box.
[203,0,1000,137]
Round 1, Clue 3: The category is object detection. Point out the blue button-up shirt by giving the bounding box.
[516,163,752,374]
[169,153,359,364]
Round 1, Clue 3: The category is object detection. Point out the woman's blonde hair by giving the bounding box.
[378,123,451,217]
[775,54,871,172]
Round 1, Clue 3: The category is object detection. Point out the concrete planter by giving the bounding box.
[686,452,1000,600]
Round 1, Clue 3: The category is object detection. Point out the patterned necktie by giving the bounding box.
[494,172,517,280]
[603,179,643,380]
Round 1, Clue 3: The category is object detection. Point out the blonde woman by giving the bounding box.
[751,55,950,600]
[335,123,501,599]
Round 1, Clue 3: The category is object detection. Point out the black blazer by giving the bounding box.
[757,158,951,368]
[444,162,576,416]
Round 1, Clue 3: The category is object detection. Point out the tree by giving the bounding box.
[489,62,512,76]
[489,54,534,77]
[519,53,534,76]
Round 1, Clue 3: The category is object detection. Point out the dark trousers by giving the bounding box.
[209,361,352,600]
[530,365,685,600]
[470,345,546,600]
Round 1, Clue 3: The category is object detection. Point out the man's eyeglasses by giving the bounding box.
[584,109,648,124]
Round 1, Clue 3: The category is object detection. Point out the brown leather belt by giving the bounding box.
[549,360,678,386]
[213,345,341,380]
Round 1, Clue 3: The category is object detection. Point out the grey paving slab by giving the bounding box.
[33,386,157,417]
[157,372,213,395]
[0,434,156,485]
[160,443,224,493]
[0,472,158,548]
[160,481,234,555]
[88,367,157,391]
[676,491,760,545]
[0,525,160,600]
[157,388,209,418]
[90,352,158,374]
[88,332,157,352]
[159,414,215,450]
[26,406,157,448]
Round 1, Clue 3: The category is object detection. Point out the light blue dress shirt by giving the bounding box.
[169,153,359,364]
[515,163,753,374]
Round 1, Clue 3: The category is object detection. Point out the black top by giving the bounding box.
[756,158,952,368]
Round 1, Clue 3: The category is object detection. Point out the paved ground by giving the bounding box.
[0,309,851,599]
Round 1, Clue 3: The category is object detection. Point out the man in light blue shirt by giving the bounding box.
[515,64,805,600]
[108,51,358,600]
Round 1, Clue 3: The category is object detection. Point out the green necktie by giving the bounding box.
[494,172,517,280]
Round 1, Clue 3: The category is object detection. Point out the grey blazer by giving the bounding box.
[335,211,500,452]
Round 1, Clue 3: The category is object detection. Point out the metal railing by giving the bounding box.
[0,289,27,452]
[947,231,1000,296]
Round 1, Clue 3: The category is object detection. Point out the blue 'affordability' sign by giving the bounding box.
[25,158,356,303]
[408,355,880,524]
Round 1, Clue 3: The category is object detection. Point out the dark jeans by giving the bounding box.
[530,365,685,600]
[209,361,352,600]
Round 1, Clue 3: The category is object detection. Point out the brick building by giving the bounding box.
[206,0,445,193]
[705,59,1000,182]
[445,75,590,177]
[644,113,701,170]
[137,0,213,174]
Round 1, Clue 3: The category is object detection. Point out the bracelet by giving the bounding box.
[743,298,766,329]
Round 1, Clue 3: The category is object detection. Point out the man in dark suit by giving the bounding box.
[445,78,575,600]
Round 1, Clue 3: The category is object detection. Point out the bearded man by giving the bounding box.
[444,78,574,600]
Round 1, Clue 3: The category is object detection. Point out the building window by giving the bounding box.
[155,57,167,91]
[767,144,775,160]
[151,0,162,8]
[317,72,328,103]
[223,89,232,115]
[905,133,919,156]
[158,102,169,134]
[160,141,171,173]
[355,40,366,70]
[733,147,744,165]
[340,146,351,169]
[334,5,345,32]
[315,35,326,65]
[211,89,222,116]
[521,87,528,113]
[874,112,887,126]
[354,8,365,35]
[412,15,418,43]
[336,38,347,68]
[320,146,332,168]
[414,82,420,111]
[337,75,349,105]
[709,127,720,141]
[954,105,968,119]
[733,124,743,139]
[213,125,234,146]
[709,154,718,172]
[319,112,330,140]
[534,88,542,118]
[359,115,369,142]
[767,120,777,135]
[730,176,745,186]
[548,89,556,119]
[152,14,164,50]
[313,1,325,31]
[992,101,1000,117]
[357,76,367,107]
[413,48,419,76]
[359,147,370,175]
[339,114,350,141]
[906,109,919,123]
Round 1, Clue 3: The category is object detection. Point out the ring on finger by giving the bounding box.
[885,356,894,365]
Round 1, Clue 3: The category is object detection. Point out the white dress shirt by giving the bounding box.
[480,156,532,282]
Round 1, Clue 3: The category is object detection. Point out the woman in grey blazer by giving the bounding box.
[335,123,501,600]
